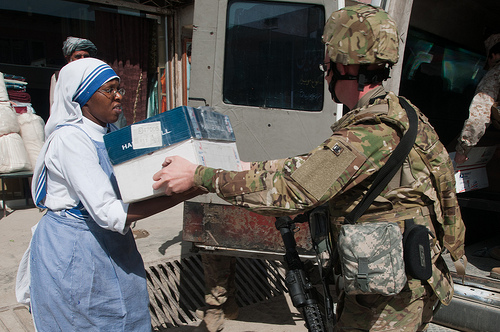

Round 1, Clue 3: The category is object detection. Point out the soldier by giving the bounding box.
[154,4,466,331]
[454,33,500,164]
[194,252,238,332]
[453,33,500,279]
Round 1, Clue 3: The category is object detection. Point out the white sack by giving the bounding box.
[0,102,20,135]
[0,133,31,173]
[12,102,35,114]
[0,72,8,101]
[18,113,45,171]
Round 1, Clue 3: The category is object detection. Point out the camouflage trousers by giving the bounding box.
[201,254,237,306]
[334,278,439,331]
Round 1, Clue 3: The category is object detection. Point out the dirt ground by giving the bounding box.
[0,203,308,331]
[0,203,458,332]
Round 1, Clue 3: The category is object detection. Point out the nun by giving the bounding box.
[29,58,199,331]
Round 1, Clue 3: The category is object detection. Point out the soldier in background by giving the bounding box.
[194,205,239,332]
[186,41,239,332]
[154,4,466,331]
[454,33,500,164]
[195,249,238,332]
[453,33,500,279]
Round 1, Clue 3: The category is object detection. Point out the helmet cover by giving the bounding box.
[322,4,399,66]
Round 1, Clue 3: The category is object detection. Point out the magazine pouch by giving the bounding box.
[338,221,406,296]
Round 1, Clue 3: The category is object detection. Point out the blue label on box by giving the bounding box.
[104,106,236,165]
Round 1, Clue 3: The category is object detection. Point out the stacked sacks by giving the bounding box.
[0,101,31,173]
[4,74,31,114]
[0,71,7,101]
[0,72,45,173]
[18,113,45,169]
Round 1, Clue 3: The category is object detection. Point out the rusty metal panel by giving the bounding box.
[183,201,313,254]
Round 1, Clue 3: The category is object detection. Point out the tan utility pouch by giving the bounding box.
[337,221,407,296]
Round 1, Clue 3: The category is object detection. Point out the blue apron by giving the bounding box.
[30,125,151,332]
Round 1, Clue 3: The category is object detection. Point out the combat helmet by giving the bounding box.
[322,4,399,66]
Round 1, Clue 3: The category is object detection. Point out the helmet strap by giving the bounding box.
[357,65,391,91]
[328,79,342,104]
[328,62,391,102]
[329,61,357,104]
[331,62,358,83]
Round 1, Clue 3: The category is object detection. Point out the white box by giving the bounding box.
[112,139,241,203]
[104,107,242,203]
[449,146,496,193]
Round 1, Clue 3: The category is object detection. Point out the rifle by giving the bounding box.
[275,211,335,332]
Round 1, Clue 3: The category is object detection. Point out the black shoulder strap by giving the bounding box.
[344,97,419,224]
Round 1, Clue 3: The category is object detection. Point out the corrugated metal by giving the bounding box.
[147,254,287,330]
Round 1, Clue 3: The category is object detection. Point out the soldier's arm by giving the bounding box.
[456,92,495,155]
[193,122,400,216]
[249,159,289,172]
[456,67,500,155]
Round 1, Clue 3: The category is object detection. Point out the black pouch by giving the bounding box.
[403,219,433,280]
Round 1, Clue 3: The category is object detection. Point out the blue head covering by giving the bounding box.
[45,58,119,137]
[73,63,118,107]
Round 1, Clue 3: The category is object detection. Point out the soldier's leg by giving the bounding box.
[195,254,238,332]
[202,254,237,310]
[334,279,439,331]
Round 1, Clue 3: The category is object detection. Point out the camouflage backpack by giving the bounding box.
[375,93,466,263]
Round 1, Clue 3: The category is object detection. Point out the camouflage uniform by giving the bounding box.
[456,60,500,155]
[192,4,465,331]
[193,87,465,330]
[201,254,237,307]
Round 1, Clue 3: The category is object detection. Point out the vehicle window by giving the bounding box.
[400,28,487,146]
[223,0,325,111]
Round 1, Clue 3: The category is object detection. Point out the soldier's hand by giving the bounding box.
[454,152,468,165]
[240,161,252,170]
[152,156,198,195]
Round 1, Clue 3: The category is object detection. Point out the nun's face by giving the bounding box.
[82,78,123,127]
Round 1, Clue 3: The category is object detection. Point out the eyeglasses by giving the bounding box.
[97,87,126,99]
[319,62,331,74]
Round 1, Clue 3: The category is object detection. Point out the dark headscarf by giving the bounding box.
[62,36,98,57]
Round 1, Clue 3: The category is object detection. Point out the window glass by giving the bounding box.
[0,0,157,124]
[223,0,325,111]
[400,28,487,146]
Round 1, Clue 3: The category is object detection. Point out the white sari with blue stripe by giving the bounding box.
[30,124,150,332]
[28,58,150,332]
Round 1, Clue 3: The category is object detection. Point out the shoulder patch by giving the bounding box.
[291,140,356,201]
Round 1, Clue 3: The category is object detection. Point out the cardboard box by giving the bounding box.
[104,106,242,203]
[449,146,496,193]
